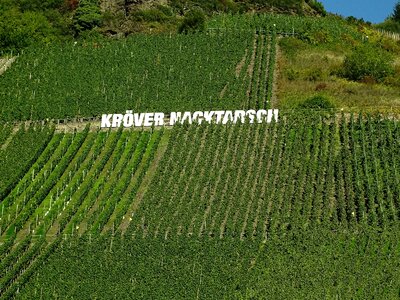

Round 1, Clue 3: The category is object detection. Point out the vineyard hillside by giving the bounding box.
[1,11,400,300]
[1,114,400,298]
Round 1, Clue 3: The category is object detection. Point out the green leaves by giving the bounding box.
[342,45,395,83]
[392,1,400,22]
[178,8,206,34]
[73,0,102,34]
[0,8,55,51]
[0,32,250,121]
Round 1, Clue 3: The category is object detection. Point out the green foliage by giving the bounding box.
[155,4,174,17]
[1,115,400,298]
[250,0,302,11]
[44,9,74,37]
[301,29,333,45]
[0,125,54,201]
[16,230,400,299]
[346,15,372,27]
[384,64,400,87]
[73,0,102,34]
[131,8,171,23]
[15,0,64,11]
[305,0,327,16]
[0,0,71,51]
[376,19,400,34]
[393,1,400,22]
[342,45,395,82]
[279,37,308,58]
[0,8,56,51]
[298,95,335,109]
[208,14,363,46]
[170,0,238,15]
[0,32,254,121]
[178,8,206,33]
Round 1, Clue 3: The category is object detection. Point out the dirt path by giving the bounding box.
[119,130,171,234]
[245,33,259,109]
[235,49,248,78]
[1,125,19,151]
[0,57,16,76]
[270,40,280,109]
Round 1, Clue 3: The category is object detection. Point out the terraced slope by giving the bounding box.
[0,127,165,299]
[127,114,400,239]
[0,32,277,122]
[0,114,399,299]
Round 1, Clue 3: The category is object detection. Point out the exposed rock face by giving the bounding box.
[99,0,322,37]
[101,0,321,15]
[101,0,168,14]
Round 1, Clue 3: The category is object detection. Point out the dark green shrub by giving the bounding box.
[178,8,205,34]
[156,5,174,17]
[132,9,170,23]
[73,0,102,34]
[0,9,56,51]
[393,1,400,22]
[298,95,335,109]
[342,45,394,82]
[384,65,400,87]
[16,0,64,11]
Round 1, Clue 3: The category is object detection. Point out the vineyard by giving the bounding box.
[0,30,277,122]
[207,14,363,43]
[0,113,399,298]
[1,10,400,300]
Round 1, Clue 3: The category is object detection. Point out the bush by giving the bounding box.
[0,9,56,51]
[73,0,102,34]
[15,0,64,11]
[342,45,394,82]
[301,30,333,45]
[298,95,335,110]
[393,1,400,22]
[384,65,400,87]
[132,8,171,23]
[156,5,174,17]
[178,8,205,34]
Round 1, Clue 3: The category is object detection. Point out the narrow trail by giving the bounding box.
[270,40,280,109]
[0,57,16,76]
[118,130,170,234]
[0,125,19,151]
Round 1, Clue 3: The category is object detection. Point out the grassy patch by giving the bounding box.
[277,37,400,112]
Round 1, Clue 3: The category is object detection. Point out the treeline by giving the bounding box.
[0,0,103,52]
[376,1,400,33]
[0,0,73,52]
[0,0,326,52]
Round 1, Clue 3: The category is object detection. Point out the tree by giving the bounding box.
[73,0,102,34]
[178,8,205,34]
[393,1,400,22]
[0,8,55,51]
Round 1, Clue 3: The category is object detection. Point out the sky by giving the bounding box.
[319,0,398,24]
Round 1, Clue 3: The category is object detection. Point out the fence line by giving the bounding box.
[207,27,298,36]
[376,29,400,41]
